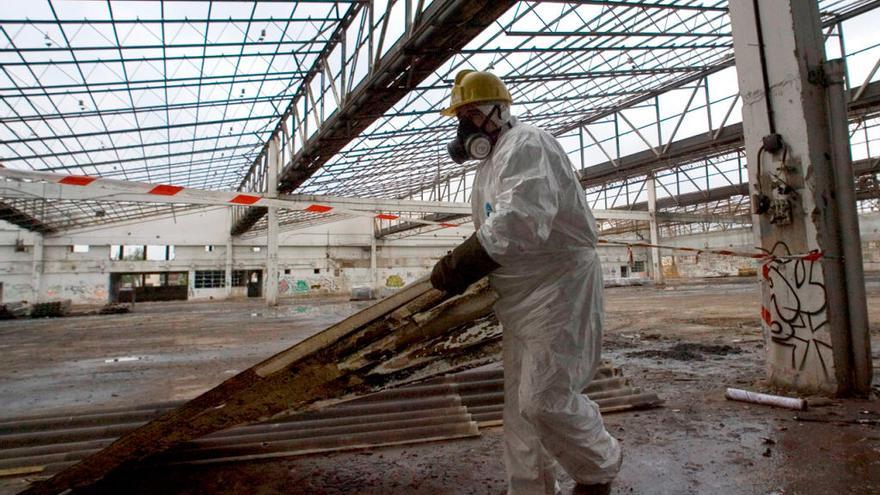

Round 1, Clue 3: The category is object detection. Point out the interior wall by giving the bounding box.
[657,214,880,278]
[0,208,468,304]
[22,207,880,305]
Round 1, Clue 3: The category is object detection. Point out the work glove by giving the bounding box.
[430,232,500,295]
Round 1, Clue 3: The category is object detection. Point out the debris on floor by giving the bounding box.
[28,301,71,319]
[1,279,877,495]
[725,388,806,410]
[97,304,130,315]
[0,303,30,320]
[13,276,665,495]
[625,342,743,361]
[0,300,125,319]
[17,279,499,494]
[0,364,660,482]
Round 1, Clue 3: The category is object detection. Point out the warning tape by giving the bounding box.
[0,169,837,260]
[596,239,825,263]
[0,168,466,230]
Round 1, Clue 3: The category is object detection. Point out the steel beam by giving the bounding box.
[595,210,651,221]
[614,157,877,217]
[376,213,470,239]
[282,195,471,215]
[531,0,728,11]
[580,80,880,185]
[557,59,737,137]
[374,207,754,239]
[231,0,516,236]
[658,212,749,224]
[0,202,55,234]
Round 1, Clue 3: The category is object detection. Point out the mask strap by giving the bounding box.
[479,105,508,144]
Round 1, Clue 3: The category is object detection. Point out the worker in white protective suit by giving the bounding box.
[430,70,622,495]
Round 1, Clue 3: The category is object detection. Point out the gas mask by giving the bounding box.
[446,107,500,164]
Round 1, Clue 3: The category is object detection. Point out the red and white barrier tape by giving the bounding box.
[596,239,825,263]
[0,169,835,261]
[0,168,465,230]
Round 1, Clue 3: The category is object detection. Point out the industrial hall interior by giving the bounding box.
[0,0,878,494]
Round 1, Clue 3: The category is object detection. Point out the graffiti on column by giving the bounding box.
[761,242,833,385]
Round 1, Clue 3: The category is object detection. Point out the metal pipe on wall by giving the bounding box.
[825,59,873,395]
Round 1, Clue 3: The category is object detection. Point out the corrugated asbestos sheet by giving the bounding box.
[8,279,660,494]
[0,365,660,480]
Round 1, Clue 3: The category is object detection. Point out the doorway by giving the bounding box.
[246,270,262,298]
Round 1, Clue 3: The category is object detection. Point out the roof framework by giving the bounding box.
[0,0,878,235]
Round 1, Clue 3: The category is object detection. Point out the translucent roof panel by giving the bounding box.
[297,0,868,202]
[1,0,876,233]
[1,0,347,190]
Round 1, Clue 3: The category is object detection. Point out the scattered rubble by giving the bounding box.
[725,388,806,410]
[30,300,71,318]
[97,304,130,315]
[625,343,743,361]
[0,301,130,319]
[0,302,31,320]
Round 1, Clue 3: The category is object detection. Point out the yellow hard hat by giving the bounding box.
[440,70,512,117]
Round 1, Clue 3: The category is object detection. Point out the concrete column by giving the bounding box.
[31,234,43,303]
[265,137,280,306]
[226,207,234,299]
[730,0,872,395]
[370,219,378,290]
[646,174,663,285]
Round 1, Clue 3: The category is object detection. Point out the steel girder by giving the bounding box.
[580,80,880,185]
[230,0,516,236]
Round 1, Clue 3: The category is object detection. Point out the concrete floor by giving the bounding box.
[1,278,878,494]
[0,297,372,415]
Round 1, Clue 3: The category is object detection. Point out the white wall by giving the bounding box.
[656,214,880,277]
[17,206,880,304]
[0,208,462,305]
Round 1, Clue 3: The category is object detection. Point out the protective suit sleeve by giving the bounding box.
[477,140,559,264]
[430,232,500,295]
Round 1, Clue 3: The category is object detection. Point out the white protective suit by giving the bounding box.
[472,117,621,494]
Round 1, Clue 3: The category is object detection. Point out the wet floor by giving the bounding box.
[0,280,877,494]
[0,297,371,415]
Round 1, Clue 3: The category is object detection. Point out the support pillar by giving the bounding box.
[370,219,378,290]
[730,0,871,395]
[646,174,664,285]
[226,207,234,298]
[188,269,196,300]
[31,234,43,303]
[265,137,280,306]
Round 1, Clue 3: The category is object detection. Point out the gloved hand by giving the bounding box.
[431,232,500,295]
